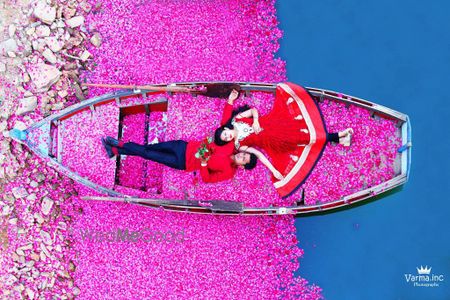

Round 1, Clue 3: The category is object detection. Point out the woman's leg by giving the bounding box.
[326,132,340,143]
[327,128,353,146]
[117,140,187,170]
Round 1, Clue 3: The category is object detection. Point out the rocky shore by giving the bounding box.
[1,0,99,298]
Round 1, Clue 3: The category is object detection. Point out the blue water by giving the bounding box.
[277,1,450,299]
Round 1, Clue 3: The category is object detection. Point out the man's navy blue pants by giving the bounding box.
[117,140,187,170]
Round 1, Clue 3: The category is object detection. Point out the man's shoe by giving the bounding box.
[102,138,115,158]
[105,136,120,147]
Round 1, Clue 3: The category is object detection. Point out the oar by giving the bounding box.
[81,83,200,93]
[201,83,242,98]
[82,82,242,98]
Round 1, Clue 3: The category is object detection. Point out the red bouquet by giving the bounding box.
[195,137,214,161]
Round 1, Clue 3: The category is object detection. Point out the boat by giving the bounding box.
[9,82,412,215]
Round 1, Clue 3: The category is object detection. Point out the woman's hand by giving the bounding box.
[273,170,284,180]
[228,89,239,104]
[252,119,262,134]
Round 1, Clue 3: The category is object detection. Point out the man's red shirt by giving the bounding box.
[185,141,236,183]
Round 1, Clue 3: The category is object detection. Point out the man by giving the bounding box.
[102,136,257,183]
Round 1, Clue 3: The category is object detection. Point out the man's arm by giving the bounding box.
[199,162,235,183]
[239,146,284,180]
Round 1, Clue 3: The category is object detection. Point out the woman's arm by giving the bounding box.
[239,146,283,180]
[220,90,241,125]
[235,108,258,119]
[227,89,239,105]
[220,103,233,126]
[236,108,262,134]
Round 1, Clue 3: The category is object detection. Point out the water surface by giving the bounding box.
[277,1,450,299]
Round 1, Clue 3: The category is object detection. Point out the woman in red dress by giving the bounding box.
[214,83,353,197]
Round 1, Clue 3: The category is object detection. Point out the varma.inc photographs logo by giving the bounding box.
[404,265,445,288]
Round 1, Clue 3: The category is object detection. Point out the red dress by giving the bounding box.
[221,83,328,198]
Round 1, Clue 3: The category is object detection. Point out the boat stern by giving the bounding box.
[398,115,412,181]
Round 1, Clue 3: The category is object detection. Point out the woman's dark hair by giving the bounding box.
[214,126,228,146]
[214,104,251,145]
[244,153,258,170]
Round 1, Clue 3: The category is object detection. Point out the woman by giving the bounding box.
[214,83,353,196]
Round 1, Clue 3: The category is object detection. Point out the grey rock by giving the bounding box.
[8,25,16,37]
[0,38,18,55]
[45,36,63,52]
[40,230,52,245]
[35,25,51,37]
[41,196,54,215]
[66,16,84,28]
[27,63,61,91]
[16,96,38,115]
[90,32,102,47]
[42,48,57,64]
[33,1,56,24]
[12,186,29,198]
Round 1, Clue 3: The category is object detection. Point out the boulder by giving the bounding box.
[66,16,85,28]
[16,96,38,115]
[5,274,18,286]
[44,36,63,52]
[41,196,54,215]
[34,213,44,224]
[13,120,27,131]
[33,1,56,25]
[0,39,18,55]
[26,288,35,300]
[63,7,76,19]
[35,25,51,37]
[57,90,68,98]
[80,1,92,13]
[12,186,28,199]
[80,50,91,61]
[73,287,81,296]
[63,62,77,70]
[72,83,85,101]
[0,120,7,132]
[27,64,61,91]
[8,25,16,38]
[30,253,40,261]
[26,27,36,35]
[90,32,102,47]
[31,39,46,53]
[40,230,52,245]
[1,205,11,216]
[42,48,57,64]
[51,102,64,110]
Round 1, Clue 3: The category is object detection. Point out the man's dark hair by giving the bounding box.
[214,104,251,146]
[244,153,257,170]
